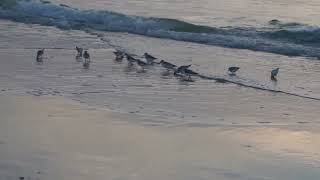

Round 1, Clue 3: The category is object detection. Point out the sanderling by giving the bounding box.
[83,50,90,68]
[271,68,279,80]
[113,50,125,61]
[75,46,83,57]
[144,53,157,65]
[36,48,45,62]
[159,60,177,70]
[174,64,192,75]
[228,66,240,75]
[125,54,138,66]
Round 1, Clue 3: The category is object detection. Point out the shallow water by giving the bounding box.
[1,0,320,59]
[50,0,320,27]
[0,20,319,127]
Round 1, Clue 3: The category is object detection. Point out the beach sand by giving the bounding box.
[1,95,320,180]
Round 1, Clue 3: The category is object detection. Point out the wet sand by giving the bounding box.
[1,95,320,180]
[1,20,320,180]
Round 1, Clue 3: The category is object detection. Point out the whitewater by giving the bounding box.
[1,0,320,59]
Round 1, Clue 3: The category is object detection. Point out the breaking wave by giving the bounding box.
[1,0,320,59]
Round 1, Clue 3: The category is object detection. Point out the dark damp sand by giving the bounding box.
[1,95,320,180]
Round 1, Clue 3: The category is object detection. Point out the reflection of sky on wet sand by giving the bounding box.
[222,127,320,167]
[1,95,320,180]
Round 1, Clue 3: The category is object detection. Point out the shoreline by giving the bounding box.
[1,19,320,180]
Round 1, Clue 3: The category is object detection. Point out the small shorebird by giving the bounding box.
[83,50,90,68]
[75,46,83,57]
[179,74,194,82]
[135,59,148,73]
[174,64,192,75]
[136,59,148,66]
[271,68,279,80]
[125,54,138,66]
[228,66,240,75]
[36,49,45,62]
[113,50,125,61]
[144,53,157,65]
[159,60,177,70]
[83,50,90,60]
[184,68,198,75]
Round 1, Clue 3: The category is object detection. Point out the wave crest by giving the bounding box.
[1,0,320,59]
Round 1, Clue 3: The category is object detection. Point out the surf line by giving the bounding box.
[88,31,320,101]
[0,47,72,50]
[198,74,320,101]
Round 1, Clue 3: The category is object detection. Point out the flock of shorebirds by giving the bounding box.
[35,47,280,82]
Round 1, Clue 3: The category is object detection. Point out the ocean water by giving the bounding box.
[51,0,320,27]
[1,0,320,58]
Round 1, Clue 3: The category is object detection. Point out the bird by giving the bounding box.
[271,68,279,80]
[179,74,194,82]
[174,64,199,77]
[135,59,148,67]
[184,68,199,75]
[135,59,149,73]
[174,64,192,75]
[83,59,90,68]
[36,48,45,62]
[75,46,83,57]
[125,54,137,61]
[83,50,90,60]
[159,60,177,70]
[83,51,90,68]
[143,53,157,65]
[113,50,125,61]
[228,66,240,75]
[125,54,138,66]
[161,70,171,76]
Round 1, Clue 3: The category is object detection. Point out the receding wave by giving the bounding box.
[1,0,320,59]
